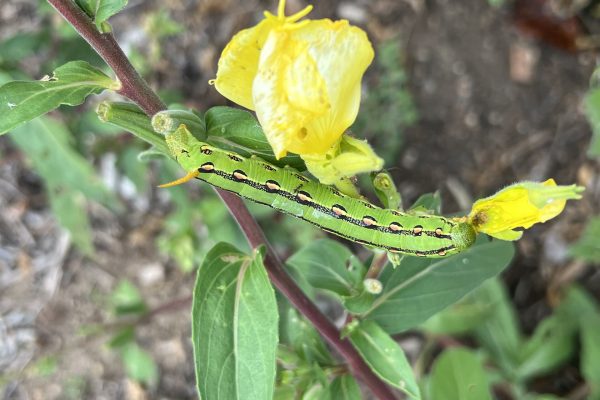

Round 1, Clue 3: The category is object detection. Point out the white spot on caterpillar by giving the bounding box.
[7,102,16,109]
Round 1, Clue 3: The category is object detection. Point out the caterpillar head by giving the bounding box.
[450,222,477,252]
[165,124,204,172]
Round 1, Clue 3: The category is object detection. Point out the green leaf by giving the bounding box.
[581,313,600,399]
[329,375,362,400]
[287,239,359,297]
[204,106,305,170]
[585,88,600,158]
[409,192,441,214]
[75,0,128,29]
[421,279,499,336]
[303,383,331,400]
[110,280,147,316]
[120,342,158,386]
[428,348,492,400]
[0,61,118,135]
[515,313,576,380]
[10,116,120,254]
[107,327,136,349]
[348,320,420,399]
[362,239,515,333]
[0,31,47,65]
[471,280,523,376]
[279,307,334,365]
[560,286,600,398]
[192,243,278,400]
[569,216,600,263]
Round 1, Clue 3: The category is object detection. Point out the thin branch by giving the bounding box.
[46,1,397,398]
[47,0,165,115]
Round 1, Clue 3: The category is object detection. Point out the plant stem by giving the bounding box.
[47,0,165,116]
[46,1,397,398]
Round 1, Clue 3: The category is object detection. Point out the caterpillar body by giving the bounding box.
[163,130,476,258]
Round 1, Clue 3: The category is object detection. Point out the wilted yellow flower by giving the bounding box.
[212,0,378,183]
[468,179,584,240]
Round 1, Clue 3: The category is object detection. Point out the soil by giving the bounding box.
[1,0,599,399]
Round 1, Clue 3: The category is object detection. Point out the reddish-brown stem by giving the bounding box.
[47,0,165,115]
[46,1,397,398]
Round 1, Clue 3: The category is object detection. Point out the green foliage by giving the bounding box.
[585,82,600,158]
[0,61,118,135]
[205,106,305,170]
[420,280,497,335]
[119,342,159,386]
[329,375,362,400]
[421,280,597,398]
[428,348,492,400]
[110,280,147,316]
[286,239,362,297]
[352,40,417,164]
[348,320,420,399]
[192,243,278,399]
[409,192,442,215]
[10,116,120,254]
[361,238,515,333]
[569,216,600,263]
[560,286,600,399]
[0,31,48,67]
[75,0,128,30]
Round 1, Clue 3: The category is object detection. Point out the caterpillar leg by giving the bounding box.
[158,170,200,188]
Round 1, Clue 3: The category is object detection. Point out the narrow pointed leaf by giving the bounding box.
[348,320,420,399]
[0,61,118,135]
[10,116,120,254]
[363,239,514,333]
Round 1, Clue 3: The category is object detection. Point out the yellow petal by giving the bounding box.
[253,19,374,157]
[212,0,314,111]
[212,17,280,110]
[487,229,523,241]
[253,28,329,158]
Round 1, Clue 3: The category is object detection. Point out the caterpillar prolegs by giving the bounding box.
[162,129,476,258]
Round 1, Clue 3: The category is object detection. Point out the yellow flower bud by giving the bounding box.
[212,0,377,183]
[468,179,584,241]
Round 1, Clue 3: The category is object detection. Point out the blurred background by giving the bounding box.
[1,0,600,398]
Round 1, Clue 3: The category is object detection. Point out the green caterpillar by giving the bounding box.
[161,128,476,258]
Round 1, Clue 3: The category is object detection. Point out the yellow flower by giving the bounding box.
[468,179,584,240]
[212,0,378,183]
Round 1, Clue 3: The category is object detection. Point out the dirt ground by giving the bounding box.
[1,0,599,399]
